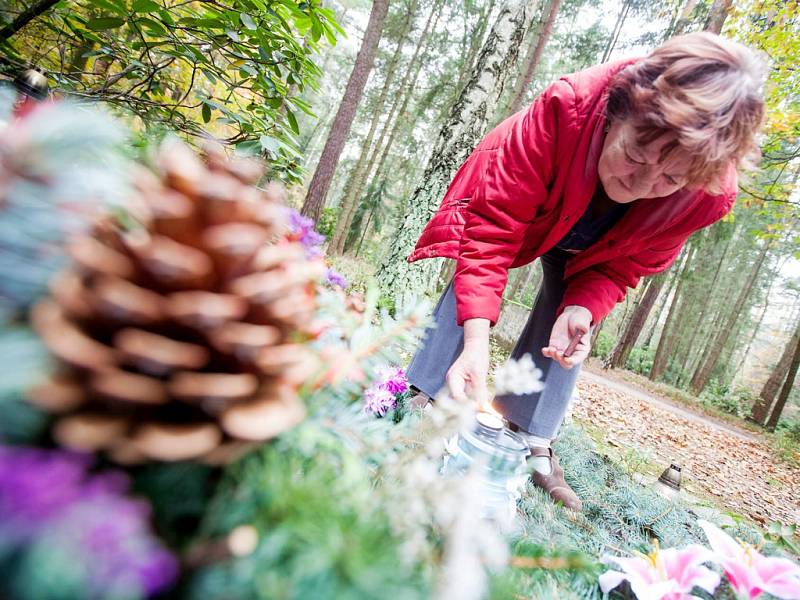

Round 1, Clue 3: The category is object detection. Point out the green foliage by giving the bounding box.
[591,330,614,360]
[624,346,654,376]
[1,0,344,182]
[187,424,429,600]
[698,380,755,418]
[0,328,50,444]
[316,206,340,240]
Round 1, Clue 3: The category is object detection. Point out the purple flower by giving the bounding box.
[364,387,397,417]
[52,495,179,597]
[0,446,178,597]
[287,208,325,256]
[326,268,347,289]
[0,446,90,542]
[377,365,409,396]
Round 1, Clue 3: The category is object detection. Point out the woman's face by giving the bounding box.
[598,120,691,203]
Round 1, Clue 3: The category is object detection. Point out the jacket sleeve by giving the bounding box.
[453,80,576,326]
[557,239,686,325]
[558,191,736,324]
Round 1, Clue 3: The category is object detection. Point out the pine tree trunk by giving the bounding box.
[690,243,770,394]
[751,317,800,425]
[643,265,679,348]
[332,0,444,254]
[606,273,666,369]
[677,231,732,383]
[504,0,562,117]
[451,0,497,108]
[704,0,734,33]
[765,326,800,431]
[356,0,446,206]
[300,0,390,223]
[328,0,420,254]
[650,246,695,380]
[601,0,631,63]
[376,0,535,304]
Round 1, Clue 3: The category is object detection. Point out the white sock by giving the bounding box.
[519,433,552,475]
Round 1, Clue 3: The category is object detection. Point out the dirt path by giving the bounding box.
[579,368,761,443]
[572,368,800,527]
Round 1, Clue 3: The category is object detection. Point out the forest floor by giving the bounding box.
[573,364,800,528]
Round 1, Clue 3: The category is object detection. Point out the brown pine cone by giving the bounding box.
[27,140,324,464]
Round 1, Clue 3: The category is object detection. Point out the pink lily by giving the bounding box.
[599,541,720,600]
[698,520,800,600]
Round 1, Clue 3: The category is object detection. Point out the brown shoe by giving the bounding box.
[407,388,432,409]
[529,447,583,512]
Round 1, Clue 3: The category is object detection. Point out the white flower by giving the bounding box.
[493,353,545,396]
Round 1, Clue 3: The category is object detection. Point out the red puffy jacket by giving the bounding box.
[407,58,736,326]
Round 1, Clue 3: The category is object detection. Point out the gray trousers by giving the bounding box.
[405,249,582,439]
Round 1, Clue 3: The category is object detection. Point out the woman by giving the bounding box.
[404,32,765,511]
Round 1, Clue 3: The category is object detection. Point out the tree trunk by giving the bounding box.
[601,0,631,63]
[331,0,444,253]
[300,0,390,223]
[765,324,800,431]
[605,273,666,369]
[650,245,695,380]
[0,0,60,42]
[704,0,734,33]
[642,264,679,347]
[504,0,562,117]
[376,0,535,305]
[751,317,800,425]
[690,242,770,394]
[677,230,732,384]
[327,0,420,254]
[672,0,700,36]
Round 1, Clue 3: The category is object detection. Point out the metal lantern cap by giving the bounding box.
[657,463,682,491]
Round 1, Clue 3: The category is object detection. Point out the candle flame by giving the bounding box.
[478,401,502,418]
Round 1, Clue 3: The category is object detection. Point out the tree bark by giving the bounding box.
[601,0,631,63]
[765,322,800,431]
[376,0,535,304]
[327,0,420,253]
[751,316,800,425]
[677,230,732,384]
[650,245,695,380]
[606,273,666,369]
[300,0,390,223]
[504,0,561,118]
[704,0,734,34]
[0,0,60,42]
[671,0,700,37]
[690,242,770,394]
[331,0,443,253]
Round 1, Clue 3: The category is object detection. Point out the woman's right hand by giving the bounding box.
[446,318,490,405]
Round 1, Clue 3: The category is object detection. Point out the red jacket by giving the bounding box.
[407,58,736,326]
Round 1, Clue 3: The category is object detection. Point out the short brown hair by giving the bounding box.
[606,32,766,193]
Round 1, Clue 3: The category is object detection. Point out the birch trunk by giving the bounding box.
[376,0,534,304]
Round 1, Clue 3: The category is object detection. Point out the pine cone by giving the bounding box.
[27,141,324,464]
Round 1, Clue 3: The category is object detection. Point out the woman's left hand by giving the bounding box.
[542,305,593,369]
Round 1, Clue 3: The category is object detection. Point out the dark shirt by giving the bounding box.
[554,185,629,254]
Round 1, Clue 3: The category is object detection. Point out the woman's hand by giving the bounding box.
[446,318,490,405]
[542,305,592,369]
